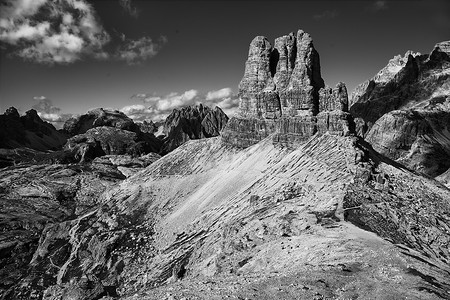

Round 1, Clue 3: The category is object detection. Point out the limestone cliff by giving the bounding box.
[161,104,228,154]
[222,29,351,148]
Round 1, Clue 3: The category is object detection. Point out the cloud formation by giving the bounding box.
[0,0,166,65]
[0,0,110,64]
[116,36,168,65]
[367,1,388,12]
[119,0,139,18]
[32,96,72,127]
[125,88,239,121]
[313,10,339,20]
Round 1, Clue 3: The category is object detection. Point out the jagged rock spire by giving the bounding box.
[222,29,352,148]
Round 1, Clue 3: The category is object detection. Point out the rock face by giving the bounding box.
[350,41,450,127]
[136,120,160,134]
[64,126,162,162]
[63,108,140,136]
[161,104,228,154]
[0,160,131,299]
[0,108,68,151]
[222,30,352,148]
[350,41,450,178]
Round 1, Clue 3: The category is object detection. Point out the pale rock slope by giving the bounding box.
[26,132,450,300]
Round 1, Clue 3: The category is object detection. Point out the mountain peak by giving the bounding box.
[222,29,351,148]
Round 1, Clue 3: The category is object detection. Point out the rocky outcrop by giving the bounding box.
[280,30,324,116]
[63,108,140,136]
[0,107,68,151]
[350,41,450,127]
[351,41,450,178]
[365,103,450,177]
[222,30,351,148]
[161,104,228,154]
[0,160,132,298]
[92,153,161,177]
[64,126,162,162]
[136,120,160,134]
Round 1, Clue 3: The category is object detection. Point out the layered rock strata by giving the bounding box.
[222,30,352,148]
[161,104,229,154]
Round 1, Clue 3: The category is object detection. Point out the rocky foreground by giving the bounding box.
[1,29,450,300]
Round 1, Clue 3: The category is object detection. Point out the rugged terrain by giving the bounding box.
[0,107,67,152]
[0,29,449,300]
[350,41,450,180]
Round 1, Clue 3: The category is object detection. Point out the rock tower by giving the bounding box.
[222,29,353,147]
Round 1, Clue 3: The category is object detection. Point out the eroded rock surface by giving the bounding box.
[161,105,228,154]
[9,134,450,299]
[350,41,450,178]
[0,161,129,298]
[222,29,351,148]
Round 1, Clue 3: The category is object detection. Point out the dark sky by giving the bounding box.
[0,0,449,124]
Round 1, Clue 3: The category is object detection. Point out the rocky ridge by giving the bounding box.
[63,108,140,136]
[0,108,68,151]
[350,41,450,127]
[161,104,228,154]
[222,30,353,148]
[350,41,450,179]
[64,126,162,162]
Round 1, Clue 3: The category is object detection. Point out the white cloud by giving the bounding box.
[0,0,48,19]
[120,104,154,121]
[206,87,233,101]
[367,1,388,12]
[116,36,168,65]
[32,96,72,127]
[0,21,50,44]
[121,104,148,115]
[205,87,239,117]
[119,0,139,18]
[37,112,63,122]
[313,10,339,20]
[0,0,110,64]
